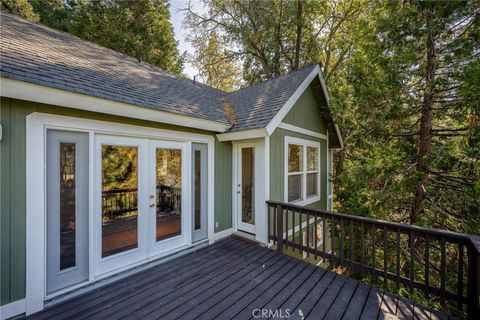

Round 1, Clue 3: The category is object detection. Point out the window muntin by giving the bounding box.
[286,137,320,205]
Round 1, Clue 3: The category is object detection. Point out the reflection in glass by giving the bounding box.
[307,147,318,171]
[156,148,182,241]
[288,144,303,172]
[307,172,318,197]
[101,145,138,258]
[242,148,254,224]
[288,174,303,202]
[194,150,201,230]
[60,143,76,270]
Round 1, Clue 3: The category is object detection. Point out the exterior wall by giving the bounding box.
[269,87,328,210]
[0,97,233,306]
[282,86,327,135]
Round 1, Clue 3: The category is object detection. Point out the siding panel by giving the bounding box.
[0,98,233,305]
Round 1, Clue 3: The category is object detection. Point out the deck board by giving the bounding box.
[27,237,451,320]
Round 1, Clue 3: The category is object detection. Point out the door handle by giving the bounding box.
[149,203,155,208]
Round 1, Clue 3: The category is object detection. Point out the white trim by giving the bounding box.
[0,299,26,320]
[214,228,234,241]
[216,128,267,142]
[265,65,321,135]
[333,124,344,149]
[278,122,328,140]
[284,136,321,206]
[25,113,216,315]
[1,77,231,133]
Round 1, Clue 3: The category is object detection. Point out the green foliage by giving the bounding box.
[1,0,39,21]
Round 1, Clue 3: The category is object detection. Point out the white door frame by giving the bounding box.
[236,142,256,234]
[94,135,149,275]
[25,113,215,315]
[148,139,191,256]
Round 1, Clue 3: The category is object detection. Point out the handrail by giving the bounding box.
[266,200,480,319]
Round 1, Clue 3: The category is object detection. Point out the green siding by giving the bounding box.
[269,86,329,210]
[214,139,233,232]
[269,128,327,210]
[0,97,233,305]
[282,86,327,135]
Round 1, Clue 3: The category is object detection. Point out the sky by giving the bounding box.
[169,0,205,80]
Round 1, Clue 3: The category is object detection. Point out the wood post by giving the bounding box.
[467,237,480,320]
[276,204,283,252]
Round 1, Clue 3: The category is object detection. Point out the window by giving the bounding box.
[285,137,320,205]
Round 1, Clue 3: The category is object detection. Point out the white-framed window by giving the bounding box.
[284,136,321,205]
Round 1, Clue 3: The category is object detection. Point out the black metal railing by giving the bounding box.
[266,200,480,319]
[102,185,181,218]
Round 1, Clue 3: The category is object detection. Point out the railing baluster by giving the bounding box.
[314,213,318,260]
[340,218,344,266]
[458,243,464,310]
[322,215,326,261]
[273,205,277,245]
[276,204,283,252]
[306,210,310,257]
[331,217,335,266]
[425,233,430,297]
[384,225,388,288]
[396,228,400,291]
[372,224,376,282]
[299,210,303,254]
[409,230,414,292]
[350,220,354,272]
[441,236,446,306]
[286,208,289,245]
[361,221,365,278]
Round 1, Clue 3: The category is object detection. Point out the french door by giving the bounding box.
[236,144,256,234]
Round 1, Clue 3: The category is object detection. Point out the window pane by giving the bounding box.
[242,147,255,224]
[288,174,303,202]
[156,148,182,241]
[288,144,303,172]
[194,150,201,230]
[307,147,318,171]
[101,145,138,258]
[307,172,318,197]
[60,143,76,269]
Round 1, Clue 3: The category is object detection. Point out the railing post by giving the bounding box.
[276,204,283,252]
[467,237,480,320]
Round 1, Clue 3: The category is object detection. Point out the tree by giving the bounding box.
[1,0,39,21]
[187,31,242,92]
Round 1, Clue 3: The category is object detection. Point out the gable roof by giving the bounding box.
[0,12,342,147]
[225,64,318,131]
[0,12,229,125]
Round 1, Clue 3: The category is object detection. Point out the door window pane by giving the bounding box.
[288,174,303,202]
[194,150,201,230]
[307,172,318,197]
[101,145,138,258]
[60,143,76,269]
[156,148,182,241]
[242,147,254,224]
[288,144,303,172]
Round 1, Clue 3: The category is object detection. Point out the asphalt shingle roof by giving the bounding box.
[0,12,320,132]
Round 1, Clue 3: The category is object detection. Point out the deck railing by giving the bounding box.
[266,200,480,319]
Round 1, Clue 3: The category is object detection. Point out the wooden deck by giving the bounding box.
[28,237,452,320]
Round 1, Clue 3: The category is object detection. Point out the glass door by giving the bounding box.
[149,140,187,255]
[237,144,256,234]
[95,135,148,275]
[46,130,89,294]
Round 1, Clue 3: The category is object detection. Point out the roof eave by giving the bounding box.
[1,77,232,133]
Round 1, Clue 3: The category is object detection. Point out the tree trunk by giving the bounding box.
[411,6,435,224]
[293,0,302,70]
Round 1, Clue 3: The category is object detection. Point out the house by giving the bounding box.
[0,12,344,318]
